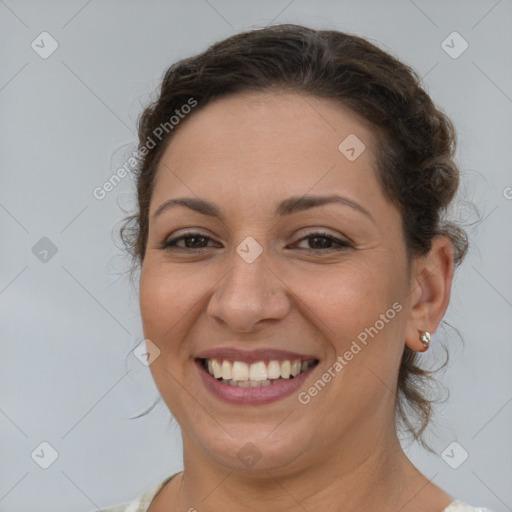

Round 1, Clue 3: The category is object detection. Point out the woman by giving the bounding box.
[103,24,492,512]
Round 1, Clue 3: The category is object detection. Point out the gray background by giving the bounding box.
[1,1,511,511]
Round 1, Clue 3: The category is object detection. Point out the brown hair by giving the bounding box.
[120,24,468,448]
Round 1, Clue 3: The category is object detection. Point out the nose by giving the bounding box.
[206,249,291,333]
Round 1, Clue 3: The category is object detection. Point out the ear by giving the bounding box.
[404,235,455,352]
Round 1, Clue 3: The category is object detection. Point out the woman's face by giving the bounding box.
[140,91,415,473]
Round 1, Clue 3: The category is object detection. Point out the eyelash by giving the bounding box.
[157,231,352,253]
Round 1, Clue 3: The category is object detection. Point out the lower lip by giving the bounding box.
[196,360,317,405]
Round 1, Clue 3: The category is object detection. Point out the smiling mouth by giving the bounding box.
[198,357,319,387]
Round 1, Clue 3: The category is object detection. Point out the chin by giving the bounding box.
[186,419,313,474]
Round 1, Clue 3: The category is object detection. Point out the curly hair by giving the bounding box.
[120,23,468,448]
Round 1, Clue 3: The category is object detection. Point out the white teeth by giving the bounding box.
[267,360,281,379]
[212,359,222,379]
[249,361,267,381]
[280,360,291,379]
[232,361,249,381]
[218,377,300,387]
[203,358,317,386]
[221,360,232,380]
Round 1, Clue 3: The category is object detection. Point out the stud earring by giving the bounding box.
[420,331,431,349]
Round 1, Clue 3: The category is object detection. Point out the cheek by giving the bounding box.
[139,261,200,343]
[287,253,408,394]
[139,262,201,413]
[284,256,400,334]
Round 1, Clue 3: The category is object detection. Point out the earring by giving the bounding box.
[420,331,431,349]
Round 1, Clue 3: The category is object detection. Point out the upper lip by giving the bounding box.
[195,348,319,364]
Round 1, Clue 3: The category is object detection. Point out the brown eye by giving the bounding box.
[158,232,217,250]
[157,231,352,253]
[294,232,352,252]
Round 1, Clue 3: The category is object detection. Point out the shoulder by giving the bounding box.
[443,500,494,512]
[99,474,177,512]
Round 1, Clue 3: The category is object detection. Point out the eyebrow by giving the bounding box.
[152,194,375,223]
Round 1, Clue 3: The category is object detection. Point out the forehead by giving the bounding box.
[150,91,388,220]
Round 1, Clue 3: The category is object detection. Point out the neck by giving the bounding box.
[167,428,446,512]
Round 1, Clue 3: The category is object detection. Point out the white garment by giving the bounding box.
[444,501,492,512]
